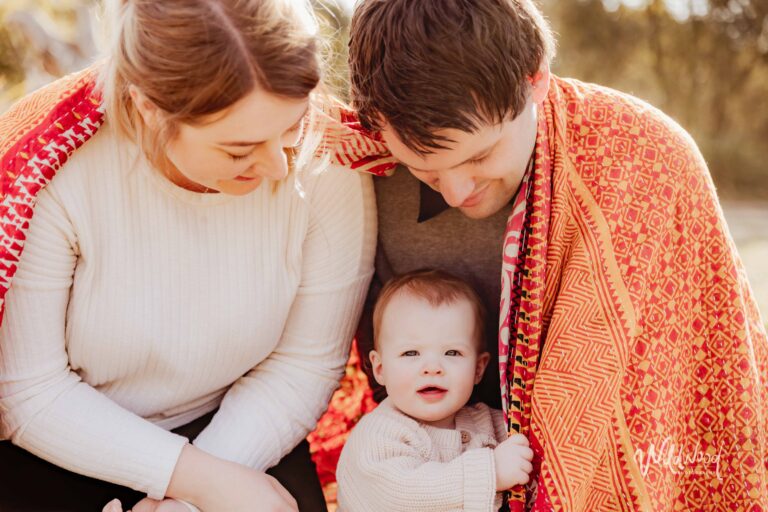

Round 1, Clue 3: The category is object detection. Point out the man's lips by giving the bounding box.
[460,183,489,208]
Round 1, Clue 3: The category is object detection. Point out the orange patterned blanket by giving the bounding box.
[505,76,768,511]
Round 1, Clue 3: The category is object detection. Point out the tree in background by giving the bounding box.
[1,0,766,198]
[544,0,768,197]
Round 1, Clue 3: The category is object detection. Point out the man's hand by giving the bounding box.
[493,433,534,491]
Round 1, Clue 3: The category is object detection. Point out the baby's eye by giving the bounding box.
[445,350,462,356]
[401,350,419,357]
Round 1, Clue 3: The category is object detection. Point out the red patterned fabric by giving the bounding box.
[503,76,768,511]
[307,340,378,505]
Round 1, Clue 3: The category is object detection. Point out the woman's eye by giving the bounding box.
[228,152,251,162]
[445,350,462,356]
[401,350,419,357]
[282,119,305,148]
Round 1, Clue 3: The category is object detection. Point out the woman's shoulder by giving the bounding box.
[45,122,138,193]
[297,160,373,198]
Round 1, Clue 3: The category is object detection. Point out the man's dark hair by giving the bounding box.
[349,0,555,154]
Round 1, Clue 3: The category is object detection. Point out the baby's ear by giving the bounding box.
[369,350,386,386]
[474,352,491,385]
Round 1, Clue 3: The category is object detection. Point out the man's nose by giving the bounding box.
[439,172,475,207]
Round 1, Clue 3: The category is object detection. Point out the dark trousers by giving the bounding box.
[0,411,327,512]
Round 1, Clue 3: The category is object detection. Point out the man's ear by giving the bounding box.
[474,351,491,385]
[529,61,551,104]
[370,350,386,387]
[129,84,162,129]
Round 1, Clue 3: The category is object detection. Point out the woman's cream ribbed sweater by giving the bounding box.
[0,125,376,499]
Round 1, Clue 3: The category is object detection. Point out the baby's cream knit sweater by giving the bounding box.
[336,398,508,512]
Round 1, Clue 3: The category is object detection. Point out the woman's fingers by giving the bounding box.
[102,499,123,512]
[131,498,163,512]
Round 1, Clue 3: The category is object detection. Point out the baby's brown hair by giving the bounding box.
[373,269,487,352]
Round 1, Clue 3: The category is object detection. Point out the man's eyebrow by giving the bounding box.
[404,141,498,173]
[217,107,308,147]
[454,142,496,167]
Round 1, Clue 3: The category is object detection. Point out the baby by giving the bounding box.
[337,270,533,512]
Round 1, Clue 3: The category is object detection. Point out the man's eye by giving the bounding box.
[445,350,462,356]
[401,350,419,357]
[467,154,489,165]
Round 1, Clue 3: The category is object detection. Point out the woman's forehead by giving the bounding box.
[183,89,309,144]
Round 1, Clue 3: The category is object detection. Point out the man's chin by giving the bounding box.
[458,203,500,220]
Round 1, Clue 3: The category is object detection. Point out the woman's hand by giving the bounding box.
[102,445,298,512]
[102,498,191,512]
[188,464,298,512]
[166,444,298,512]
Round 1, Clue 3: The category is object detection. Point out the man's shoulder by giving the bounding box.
[552,75,703,179]
[553,77,690,149]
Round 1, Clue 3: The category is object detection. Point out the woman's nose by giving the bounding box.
[257,141,289,180]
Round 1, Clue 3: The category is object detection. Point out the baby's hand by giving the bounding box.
[493,433,534,491]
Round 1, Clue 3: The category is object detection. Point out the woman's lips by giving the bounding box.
[234,174,259,182]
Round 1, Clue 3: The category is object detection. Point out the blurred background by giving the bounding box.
[0,0,766,318]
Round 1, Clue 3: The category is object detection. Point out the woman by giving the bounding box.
[0,1,393,510]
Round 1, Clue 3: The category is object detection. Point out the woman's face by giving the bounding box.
[135,86,309,195]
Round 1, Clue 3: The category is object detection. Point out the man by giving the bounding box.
[349,1,768,510]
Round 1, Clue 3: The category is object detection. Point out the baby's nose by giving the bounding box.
[421,363,444,375]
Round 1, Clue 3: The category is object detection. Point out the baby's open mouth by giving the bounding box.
[418,386,447,394]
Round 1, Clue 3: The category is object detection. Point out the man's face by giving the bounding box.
[379,96,539,220]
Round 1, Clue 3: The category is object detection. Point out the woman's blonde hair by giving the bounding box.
[99,0,322,174]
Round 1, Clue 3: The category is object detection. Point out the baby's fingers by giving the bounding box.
[512,467,532,486]
[510,443,534,461]
[519,458,534,475]
[507,433,530,446]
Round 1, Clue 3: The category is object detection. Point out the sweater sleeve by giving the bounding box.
[0,186,188,499]
[490,407,510,444]
[336,410,497,512]
[192,164,376,470]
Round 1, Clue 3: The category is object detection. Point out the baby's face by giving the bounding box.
[370,292,489,429]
